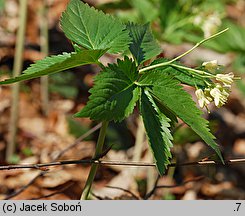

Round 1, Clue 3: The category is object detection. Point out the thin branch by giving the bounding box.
[155,176,205,189]
[105,186,140,200]
[144,175,160,200]
[144,176,205,200]
[53,123,102,160]
[31,182,74,200]
[3,123,101,199]
[91,192,104,200]
[4,171,48,200]
[92,176,204,200]
[1,158,245,171]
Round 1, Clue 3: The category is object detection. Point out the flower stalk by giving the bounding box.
[139,28,229,74]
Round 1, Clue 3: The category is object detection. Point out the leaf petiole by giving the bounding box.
[170,63,215,77]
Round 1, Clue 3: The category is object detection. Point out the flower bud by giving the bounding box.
[202,60,218,73]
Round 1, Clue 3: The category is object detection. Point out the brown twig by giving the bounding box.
[91,176,204,200]
[53,123,102,160]
[1,158,245,171]
[105,186,140,200]
[155,176,205,189]
[144,175,160,200]
[4,171,48,200]
[31,182,75,200]
[144,176,205,200]
[3,123,101,199]
[91,192,104,200]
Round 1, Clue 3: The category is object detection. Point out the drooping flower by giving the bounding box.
[210,84,230,107]
[195,89,211,108]
[215,72,234,86]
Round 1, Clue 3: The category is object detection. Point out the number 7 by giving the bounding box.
[236,203,241,211]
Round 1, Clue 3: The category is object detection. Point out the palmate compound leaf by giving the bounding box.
[60,0,130,54]
[126,23,161,65]
[140,89,173,175]
[139,70,223,162]
[74,56,140,122]
[0,49,106,85]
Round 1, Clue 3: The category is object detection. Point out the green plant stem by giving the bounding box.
[139,28,229,74]
[170,64,214,77]
[128,116,146,193]
[80,121,109,200]
[40,0,49,116]
[132,117,145,164]
[7,0,28,162]
[146,151,156,193]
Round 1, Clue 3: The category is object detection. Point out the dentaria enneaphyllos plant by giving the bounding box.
[0,0,236,199]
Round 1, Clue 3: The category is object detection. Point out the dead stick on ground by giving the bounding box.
[144,176,205,200]
[1,158,245,171]
[4,171,48,200]
[91,176,205,200]
[53,123,102,160]
[3,123,101,199]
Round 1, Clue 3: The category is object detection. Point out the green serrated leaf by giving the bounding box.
[140,89,173,175]
[150,59,207,87]
[151,94,178,129]
[127,23,161,65]
[140,71,223,162]
[0,50,105,85]
[60,0,130,54]
[75,57,139,122]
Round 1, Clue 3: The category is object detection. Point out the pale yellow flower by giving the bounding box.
[195,89,211,108]
[215,72,234,86]
[193,15,202,25]
[210,84,230,107]
[193,11,221,38]
[202,13,222,38]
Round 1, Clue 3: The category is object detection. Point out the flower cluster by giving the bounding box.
[195,60,234,110]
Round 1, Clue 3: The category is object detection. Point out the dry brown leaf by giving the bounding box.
[19,117,46,137]
[233,139,245,155]
[182,190,197,200]
[92,170,138,199]
[40,169,72,188]
[11,185,41,200]
[201,181,233,197]
[5,170,41,188]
